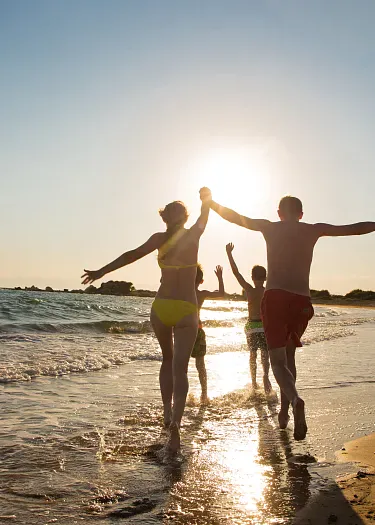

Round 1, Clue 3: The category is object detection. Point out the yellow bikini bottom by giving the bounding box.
[151,298,198,327]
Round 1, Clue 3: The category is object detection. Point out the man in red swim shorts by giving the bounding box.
[204,189,375,440]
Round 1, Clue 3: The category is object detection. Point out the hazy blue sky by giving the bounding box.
[1,0,375,293]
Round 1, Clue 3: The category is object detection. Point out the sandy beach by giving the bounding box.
[1,291,375,523]
[294,433,375,524]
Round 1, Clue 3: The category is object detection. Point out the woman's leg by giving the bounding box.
[150,310,173,427]
[169,313,198,451]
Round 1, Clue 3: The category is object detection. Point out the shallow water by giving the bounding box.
[0,290,374,523]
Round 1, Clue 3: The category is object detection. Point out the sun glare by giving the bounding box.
[187,145,270,212]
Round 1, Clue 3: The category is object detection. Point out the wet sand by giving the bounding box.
[294,433,375,524]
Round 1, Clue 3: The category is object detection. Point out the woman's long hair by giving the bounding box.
[159,201,189,238]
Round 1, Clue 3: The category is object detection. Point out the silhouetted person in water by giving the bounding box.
[82,188,212,452]
[193,263,225,401]
[226,243,271,394]
[207,190,375,440]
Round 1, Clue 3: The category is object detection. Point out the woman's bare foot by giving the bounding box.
[278,410,290,429]
[167,422,180,453]
[293,398,307,440]
[163,405,172,429]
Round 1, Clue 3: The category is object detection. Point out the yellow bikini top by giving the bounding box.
[158,261,198,269]
[157,228,198,270]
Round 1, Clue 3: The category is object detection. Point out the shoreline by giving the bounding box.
[3,287,375,308]
[295,433,375,524]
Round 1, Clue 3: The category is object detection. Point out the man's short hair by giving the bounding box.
[251,265,266,281]
[278,196,303,217]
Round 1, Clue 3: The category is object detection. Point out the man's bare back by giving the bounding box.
[261,221,319,296]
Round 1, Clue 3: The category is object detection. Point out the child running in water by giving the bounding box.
[193,264,225,402]
[226,243,272,394]
[205,188,375,440]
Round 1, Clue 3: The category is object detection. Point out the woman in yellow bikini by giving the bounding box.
[81,188,211,452]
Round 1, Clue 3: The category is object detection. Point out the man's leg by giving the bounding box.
[260,334,272,394]
[268,345,306,440]
[278,341,296,428]
[268,346,298,403]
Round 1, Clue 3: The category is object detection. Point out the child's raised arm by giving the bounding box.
[226,243,252,292]
[199,266,225,300]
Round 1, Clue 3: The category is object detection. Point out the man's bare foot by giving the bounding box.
[167,423,180,453]
[278,410,290,429]
[263,376,272,395]
[293,398,307,440]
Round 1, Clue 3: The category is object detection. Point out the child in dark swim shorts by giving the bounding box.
[193,264,225,401]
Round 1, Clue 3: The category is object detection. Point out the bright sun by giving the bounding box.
[186,145,270,212]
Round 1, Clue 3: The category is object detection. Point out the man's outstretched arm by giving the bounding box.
[210,200,269,232]
[315,222,375,237]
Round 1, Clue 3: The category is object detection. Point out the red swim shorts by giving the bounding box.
[261,289,314,349]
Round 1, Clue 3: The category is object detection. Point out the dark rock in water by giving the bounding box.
[85,285,98,294]
[328,514,338,523]
[286,453,317,464]
[98,280,134,296]
[106,497,156,518]
[95,490,129,504]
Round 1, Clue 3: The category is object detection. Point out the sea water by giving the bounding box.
[0,289,374,523]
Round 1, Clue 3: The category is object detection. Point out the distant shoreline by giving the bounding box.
[3,286,375,308]
[311,298,375,308]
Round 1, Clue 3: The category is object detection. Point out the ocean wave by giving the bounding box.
[202,305,247,313]
[203,319,235,328]
[302,328,355,345]
[0,348,163,383]
[0,319,154,335]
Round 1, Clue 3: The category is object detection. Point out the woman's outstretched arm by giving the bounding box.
[81,232,164,285]
[191,187,212,235]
